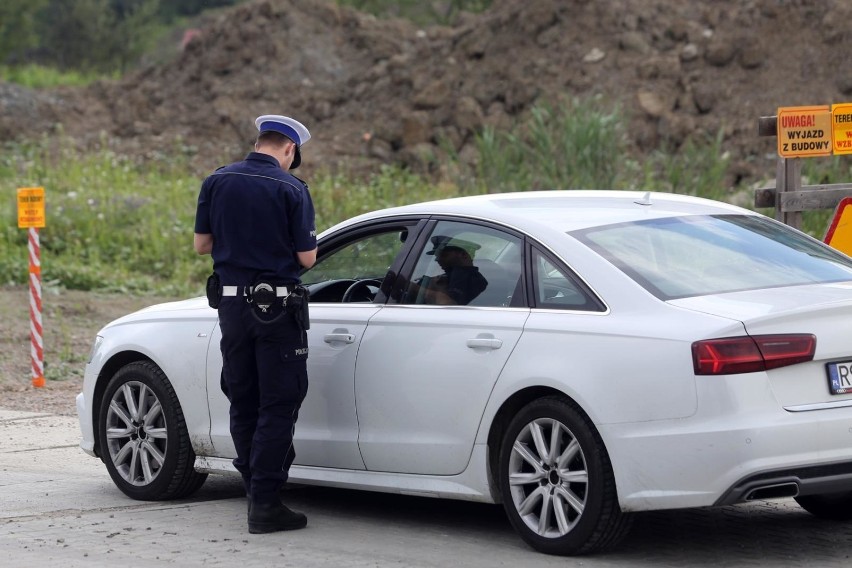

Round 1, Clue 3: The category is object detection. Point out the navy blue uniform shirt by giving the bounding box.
[194,152,316,285]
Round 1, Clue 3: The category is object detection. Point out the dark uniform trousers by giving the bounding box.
[217,296,308,505]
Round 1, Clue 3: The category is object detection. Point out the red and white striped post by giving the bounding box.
[17,187,46,388]
[29,228,44,388]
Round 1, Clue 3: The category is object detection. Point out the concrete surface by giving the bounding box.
[1,408,851,567]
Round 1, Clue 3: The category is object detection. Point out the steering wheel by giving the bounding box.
[342,279,383,303]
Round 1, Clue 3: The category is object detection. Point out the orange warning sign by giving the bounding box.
[17,187,45,228]
[777,105,832,158]
[832,103,852,155]
[824,197,852,256]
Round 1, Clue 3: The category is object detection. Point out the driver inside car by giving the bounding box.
[408,235,488,305]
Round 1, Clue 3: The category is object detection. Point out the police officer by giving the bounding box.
[193,114,317,533]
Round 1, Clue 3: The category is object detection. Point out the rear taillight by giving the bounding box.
[692,334,816,375]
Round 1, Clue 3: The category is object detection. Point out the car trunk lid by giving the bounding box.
[669,282,852,408]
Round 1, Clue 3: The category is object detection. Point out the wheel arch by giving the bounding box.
[486,386,600,502]
[91,350,155,458]
[490,388,632,554]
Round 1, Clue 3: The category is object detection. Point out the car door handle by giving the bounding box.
[466,338,503,350]
[324,333,356,344]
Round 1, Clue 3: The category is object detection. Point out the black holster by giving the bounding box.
[285,285,310,330]
[206,273,221,309]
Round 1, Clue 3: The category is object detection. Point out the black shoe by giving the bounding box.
[248,501,307,533]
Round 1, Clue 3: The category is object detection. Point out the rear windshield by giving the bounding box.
[572,214,852,300]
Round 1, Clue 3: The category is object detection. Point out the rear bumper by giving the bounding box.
[600,375,852,512]
[715,460,852,505]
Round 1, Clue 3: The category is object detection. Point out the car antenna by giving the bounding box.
[634,192,652,206]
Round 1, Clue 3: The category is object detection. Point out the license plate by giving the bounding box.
[826,360,852,395]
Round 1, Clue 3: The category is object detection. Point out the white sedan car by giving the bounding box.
[77,191,852,555]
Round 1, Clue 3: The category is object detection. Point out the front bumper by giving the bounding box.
[76,392,96,457]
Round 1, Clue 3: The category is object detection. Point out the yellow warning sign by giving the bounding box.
[832,103,852,155]
[825,197,852,256]
[777,105,832,158]
[17,187,45,228]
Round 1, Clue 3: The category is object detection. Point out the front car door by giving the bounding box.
[354,219,530,475]
[207,218,422,470]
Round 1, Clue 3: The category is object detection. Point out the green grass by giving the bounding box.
[1,136,206,294]
[0,97,840,295]
[0,136,466,296]
[0,64,112,88]
[336,0,491,25]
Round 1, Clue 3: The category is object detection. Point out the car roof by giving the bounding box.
[322,190,755,237]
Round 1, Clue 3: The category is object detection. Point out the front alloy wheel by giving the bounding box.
[104,379,167,487]
[98,361,206,500]
[499,397,631,555]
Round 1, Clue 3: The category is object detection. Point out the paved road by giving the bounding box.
[2,408,851,567]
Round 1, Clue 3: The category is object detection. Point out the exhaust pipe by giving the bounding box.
[744,482,799,501]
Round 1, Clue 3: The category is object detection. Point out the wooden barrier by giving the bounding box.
[756,115,852,230]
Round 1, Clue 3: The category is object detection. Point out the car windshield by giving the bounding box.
[572,214,852,300]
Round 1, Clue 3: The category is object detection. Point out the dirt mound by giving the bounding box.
[4,0,852,186]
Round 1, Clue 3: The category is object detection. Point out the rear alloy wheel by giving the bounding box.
[796,492,852,520]
[499,397,631,555]
[98,361,207,500]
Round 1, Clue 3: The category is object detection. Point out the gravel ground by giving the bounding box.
[0,286,183,415]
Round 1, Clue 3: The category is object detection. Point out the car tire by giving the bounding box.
[97,361,207,500]
[498,396,631,555]
[795,492,852,520]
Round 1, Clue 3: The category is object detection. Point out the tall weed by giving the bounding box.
[468,98,628,193]
[644,129,730,201]
[460,97,733,198]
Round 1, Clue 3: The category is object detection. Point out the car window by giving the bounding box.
[302,228,409,302]
[531,248,606,311]
[401,221,523,307]
[573,214,852,300]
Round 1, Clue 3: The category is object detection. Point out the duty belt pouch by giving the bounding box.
[206,273,221,309]
[249,282,277,313]
[286,285,310,330]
